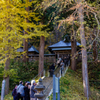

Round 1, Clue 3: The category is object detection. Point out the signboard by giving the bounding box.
[55,77,58,93]
[53,75,60,100]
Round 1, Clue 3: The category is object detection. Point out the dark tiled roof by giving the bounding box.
[48,41,67,48]
[28,46,39,53]
[48,41,81,53]
[17,46,39,53]
[48,41,81,48]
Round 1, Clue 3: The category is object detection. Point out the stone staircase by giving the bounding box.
[42,66,68,100]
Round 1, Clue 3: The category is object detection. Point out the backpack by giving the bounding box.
[12,89,15,96]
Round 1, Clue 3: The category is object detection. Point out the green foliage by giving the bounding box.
[60,68,100,100]
[76,62,100,90]
[0,59,52,93]
[2,64,100,100]
[48,66,100,100]
[0,59,38,92]
[9,59,38,90]
[0,91,13,100]
[44,61,51,71]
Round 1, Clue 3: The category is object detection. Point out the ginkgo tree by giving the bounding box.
[0,0,48,94]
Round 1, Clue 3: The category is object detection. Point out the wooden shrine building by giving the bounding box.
[17,46,39,55]
[17,46,55,63]
[48,40,81,59]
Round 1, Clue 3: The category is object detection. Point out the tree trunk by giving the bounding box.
[4,58,10,95]
[23,34,28,62]
[3,0,10,94]
[71,31,76,71]
[93,28,98,61]
[78,2,90,99]
[38,36,45,76]
[23,6,29,62]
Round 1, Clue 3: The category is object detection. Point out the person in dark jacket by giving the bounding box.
[30,80,37,100]
[60,60,65,75]
[49,63,55,77]
[63,57,68,67]
[24,82,30,100]
[12,85,18,100]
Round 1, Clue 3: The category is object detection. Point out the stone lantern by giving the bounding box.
[34,78,45,100]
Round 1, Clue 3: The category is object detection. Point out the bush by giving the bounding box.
[76,62,100,90]
[9,59,38,90]
[0,59,51,92]
[44,61,51,71]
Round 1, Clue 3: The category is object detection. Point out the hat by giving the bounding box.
[31,80,36,85]
[27,81,31,85]
[19,81,23,84]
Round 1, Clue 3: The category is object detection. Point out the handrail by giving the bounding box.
[45,60,70,99]
[32,63,58,81]
[32,60,70,99]
[44,65,62,94]
[32,69,45,81]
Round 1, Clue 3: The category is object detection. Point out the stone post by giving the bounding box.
[1,80,6,100]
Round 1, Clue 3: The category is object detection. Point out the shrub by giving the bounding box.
[9,59,38,90]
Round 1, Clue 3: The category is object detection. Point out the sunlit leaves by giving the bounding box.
[0,0,48,64]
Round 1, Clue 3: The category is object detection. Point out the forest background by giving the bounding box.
[0,0,100,100]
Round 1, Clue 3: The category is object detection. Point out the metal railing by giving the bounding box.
[45,60,70,100]
[31,69,47,84]
[31,60,70,100]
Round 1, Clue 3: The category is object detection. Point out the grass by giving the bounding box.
[0,91,13,100]
[59,68,100,100]
[48,67,100,100]
[2,65,100,100]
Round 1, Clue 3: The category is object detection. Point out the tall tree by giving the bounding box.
[71,29,77,71]
[4,0,11,94]
[78,1,89,99]
[0,0,48,94]
[23,31,28,62]
[23,2,29,63]
[38,36,45,76]
[41,0,98,99]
